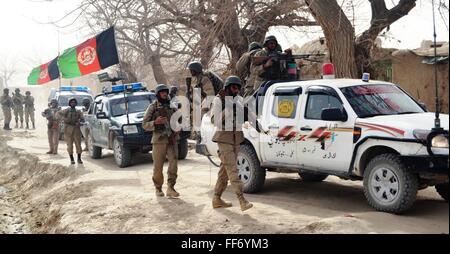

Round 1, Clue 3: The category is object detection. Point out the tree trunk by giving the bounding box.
[148,54,168,84]
[120,61,138,83]
[305,0,358,78]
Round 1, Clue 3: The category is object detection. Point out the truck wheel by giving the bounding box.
[238,144,265,193]
[87,132,102,159]
[363,154,419,214]
[178,138,188,160]
[298,172,328,182]
[113,137,132,168]
[435,183,449,202]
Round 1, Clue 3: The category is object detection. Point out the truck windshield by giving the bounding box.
[110,95,155,117]
[340,84,424,118]
[58,95,93,106]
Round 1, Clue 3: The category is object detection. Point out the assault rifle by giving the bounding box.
[252,52,325,65]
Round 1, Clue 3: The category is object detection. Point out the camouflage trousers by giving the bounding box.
[214,143,244,198]
[47,128,60,153]
[2,108,11,125]
[25,108,35,125]
[152,143,178,189]
[64,124,82,154]
[14,107,24,123]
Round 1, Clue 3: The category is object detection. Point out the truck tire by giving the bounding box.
[435,183,449,202]
[238,144,265,193]
[87,132,102,159]
[178,138,188,160]
[363,153,419,214]
[298,172,328,182]
[113,136,132,168]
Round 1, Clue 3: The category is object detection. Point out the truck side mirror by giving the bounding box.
[96,112,108,119]
[321,108,347,122]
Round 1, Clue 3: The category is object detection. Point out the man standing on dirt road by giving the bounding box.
[24,91,35,130]
[12,88,24,129]
[42,99,61,155]
[142,84,181,199]
[1,88,13,130]
[59,98,84,165]
[210,76,253,212]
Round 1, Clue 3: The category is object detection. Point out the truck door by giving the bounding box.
[261,86,303,166]
[92,100,107,146]
[298,86,354,172]
[98,101,111,146]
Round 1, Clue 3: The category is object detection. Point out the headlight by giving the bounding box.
[123,125,139,135]
[432,134,449,148]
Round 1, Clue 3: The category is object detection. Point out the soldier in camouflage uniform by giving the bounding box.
[143,84,181,198]
[0,88,13,130]
[42,99,61,154]
[210,76,253,211]
[59,98,84,164]
[12,88,24,128]
[24,91,35,129]
[249,35,291,94]
[235,42,262,97]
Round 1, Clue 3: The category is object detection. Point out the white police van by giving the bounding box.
[197,65,449,214]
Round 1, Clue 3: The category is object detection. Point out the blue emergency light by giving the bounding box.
[60,86,90,93]
[111,83,144,93]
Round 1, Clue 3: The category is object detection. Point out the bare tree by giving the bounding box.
[305,0,418,78]
[0,57,17,88]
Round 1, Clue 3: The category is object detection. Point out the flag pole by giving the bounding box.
[57,30,62,90]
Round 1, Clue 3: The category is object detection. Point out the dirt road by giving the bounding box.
[0,92,448,234]
[0,127,448,234]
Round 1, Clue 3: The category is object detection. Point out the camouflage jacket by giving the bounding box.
[24,96,35,110]
[42,106,61,129]
[210,94,245,146]
[0,95,13,110]
[59,107,84,126]
[142,100,178,144]
[12,93,24,108]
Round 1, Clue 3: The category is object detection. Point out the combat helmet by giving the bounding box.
[155,84,170,95]
[248,42,262,52]
[263,35,278,47]
[187,61,203,73]
[224,76,242,89]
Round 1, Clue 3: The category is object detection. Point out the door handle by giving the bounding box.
[268,125,279,130]
[300,126,313,131]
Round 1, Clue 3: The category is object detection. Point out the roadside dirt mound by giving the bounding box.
[0,137,87,233]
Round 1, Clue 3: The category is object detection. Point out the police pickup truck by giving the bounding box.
[82,83,189,168]
[197,69,449,214]
[49,86,94,140]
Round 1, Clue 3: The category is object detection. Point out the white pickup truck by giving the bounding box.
[197,78,449,214]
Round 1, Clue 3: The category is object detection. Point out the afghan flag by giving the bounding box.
[27,57,60,85]
[58,26,119,79]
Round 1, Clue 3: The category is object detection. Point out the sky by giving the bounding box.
[0,0,448,88]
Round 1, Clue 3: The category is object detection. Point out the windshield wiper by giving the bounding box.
[396,112,421,115]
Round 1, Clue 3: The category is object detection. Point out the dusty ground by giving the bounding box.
[0,92,448,234]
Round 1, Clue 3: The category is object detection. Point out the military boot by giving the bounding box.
[25,122,29,129]
[212,194,232,209]
[166,186,180,198]
[5,124,12,131]
[77,154,83,164]
[238,195,253,211]
[32,122,35,129]
[155,187,165,197]
[15,121,18,128]
[69,155,75,165]
[20,122,23,129]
